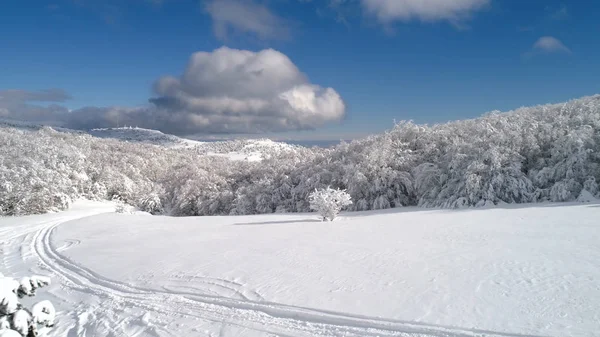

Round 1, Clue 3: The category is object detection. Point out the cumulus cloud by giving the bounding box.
[205,0,289,40]
[1,47,345,136]
[361,0,489,24]
[532,36,571,54]
[147,47,345,134]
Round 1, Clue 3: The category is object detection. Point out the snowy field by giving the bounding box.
[1,201,599,337]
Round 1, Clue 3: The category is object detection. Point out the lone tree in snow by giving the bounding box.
[0,272,55,337]
[309,187,352,221]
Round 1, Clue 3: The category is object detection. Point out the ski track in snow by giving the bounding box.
[0,207,553,337]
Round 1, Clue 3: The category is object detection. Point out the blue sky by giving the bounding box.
[1,0,599,140]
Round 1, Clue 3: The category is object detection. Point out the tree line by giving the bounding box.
[1,95,598,216]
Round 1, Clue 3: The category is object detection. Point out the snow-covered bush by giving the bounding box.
[0,273,55,337]
[112,196,136,214]
[583,177,598,195]
[113,196,127,213]
[309,187,352,221]
[137,193,163,214]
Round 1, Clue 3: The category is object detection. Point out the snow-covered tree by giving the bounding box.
[1,94,600,216]
[0,273,55,337]
[137,192,163,214]
[309,187,352,221]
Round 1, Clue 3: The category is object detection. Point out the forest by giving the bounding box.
[1,95,599,216]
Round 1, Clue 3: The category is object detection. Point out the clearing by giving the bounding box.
[1,201,598,336]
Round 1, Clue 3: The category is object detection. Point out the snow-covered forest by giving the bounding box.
[1,95,599,216]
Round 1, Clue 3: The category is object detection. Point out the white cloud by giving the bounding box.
[532,36,571,54]
[149,47,345,134]
[204,0,289,40]
[360,0,489,24]
[2,48,345,135]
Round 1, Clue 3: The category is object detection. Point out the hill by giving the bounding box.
[1,200,598,336]
[1,94,599,216]
[89,127,203,148]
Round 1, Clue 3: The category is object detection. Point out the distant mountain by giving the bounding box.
[194,138,302,161]
[88,127,203,148]
[0,118,304,161]
[281,139,344,148]
[88,127,304,160]
[0,118,81,134]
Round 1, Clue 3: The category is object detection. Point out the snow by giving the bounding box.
[577,190,597,203]
[31,300,55,327]
[87,127,298,161]
[88,127,297,161]
[206,151,263,162]
[0,273,55,335]
[204,138,298,162]
[88,127,204,148]
[1,200,599,336]
[6,93,599,218]
[0,328,21,337]
[9,310,30,336]
[0,283,19,315]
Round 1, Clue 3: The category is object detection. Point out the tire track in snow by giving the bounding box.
[167,273,264,302]
[56,239,81,252]
[1,217,68,274]
[26,214,551,337]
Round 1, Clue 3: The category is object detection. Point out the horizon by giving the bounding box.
[1,0,599,141]
[3,92,600,145]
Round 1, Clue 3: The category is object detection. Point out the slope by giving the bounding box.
[1,201,598,336]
